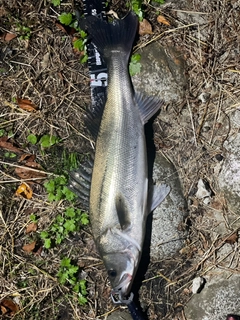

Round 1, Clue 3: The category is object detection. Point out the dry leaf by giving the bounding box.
[139,19,153,36]
[22,241,36,253]
[15,183,33,199]
[26,222,37,234]
[0,298,19,316]
[19,153,36,163]
[17,97,38,112]
[225,232,238,245]
[0,136,22,153]
[157,15,171,26]
[15,162,46,180]
[55,22,76,35]
[0,32,17,41]
[5,32,17,41]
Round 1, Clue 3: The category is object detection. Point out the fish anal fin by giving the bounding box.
[84,101,105,139]
[148,183,170,213]
[115,194,131,231]
[135,92,164,124]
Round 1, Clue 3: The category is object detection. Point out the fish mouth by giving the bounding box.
[112,272,132,298]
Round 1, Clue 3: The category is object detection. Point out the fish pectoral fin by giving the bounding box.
[135,92,164,124]
[148,183,170,213]
[115,194,131,231]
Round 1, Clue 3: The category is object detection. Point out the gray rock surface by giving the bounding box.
[151,152,187,261]
[107,310,132,320]
[218,110,240,214]
[185,274,240,320]
[131,42,187,103]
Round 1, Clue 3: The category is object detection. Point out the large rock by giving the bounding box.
[132,42,187,103]
[185,273,240,320]
[151,152,187,261]
[218,110,240,214]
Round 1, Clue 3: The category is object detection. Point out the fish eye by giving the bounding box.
[108,269,117,278]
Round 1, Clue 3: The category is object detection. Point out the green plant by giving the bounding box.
[59,12,73,25]
[4,152,16,158]
[128,0,144,20]
[129,53,142,76]
[44,175,76,202]
[16,24,31,40]
[30,214,38,222]
[40,207,89,248]
[27,133,38,145]
[39,134,60,148]
[51,0,61,6]
[58,12,88,63]
[57,257,87,305]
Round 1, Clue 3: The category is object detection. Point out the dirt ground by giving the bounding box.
[0,0,240,319]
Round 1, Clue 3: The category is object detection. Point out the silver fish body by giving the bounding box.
[85,12,170,299]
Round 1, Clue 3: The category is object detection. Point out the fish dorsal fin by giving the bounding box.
[148,183,170,213]
[115,194,131,231]
[134,92,164,124]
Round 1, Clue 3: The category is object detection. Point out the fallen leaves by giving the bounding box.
[26,222,38,234]
[22,241,36,253]
[0,298,19,316]
[17,97,38,112]
[15,183,33,199]
[0,32,17,42]
[225,232,238,245]
[139,19,153,35]
[157,15,171,26]
[0,137,22,154]
[15,153,46,182]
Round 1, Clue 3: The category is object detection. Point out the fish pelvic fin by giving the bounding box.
[85,12,138,62]
[135,92,164,124]
[148,183,170,213]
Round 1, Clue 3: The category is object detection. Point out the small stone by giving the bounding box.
[196,179,211,200]
[192,276,206,294]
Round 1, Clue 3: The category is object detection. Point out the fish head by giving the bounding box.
[102,243,140,298]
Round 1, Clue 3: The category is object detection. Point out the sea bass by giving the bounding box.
[82,12,170,301]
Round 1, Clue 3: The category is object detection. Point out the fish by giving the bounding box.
[73,12,170,302]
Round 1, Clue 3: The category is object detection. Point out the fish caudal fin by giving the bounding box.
[85,12,138,62]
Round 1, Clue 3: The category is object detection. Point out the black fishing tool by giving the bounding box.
[82,0,108,112]
[111,292,146,320]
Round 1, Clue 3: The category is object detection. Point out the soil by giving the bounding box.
[0,0,240,319]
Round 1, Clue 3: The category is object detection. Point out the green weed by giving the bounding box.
[40,206,89,248]
[44,175,75,202]
[128,0,165,20]
[57,257,87,305]
[27,133,60,148]
[58,12,88,63]
[16,24,31,40]
[51,0,61,6]
[129,53,142,76]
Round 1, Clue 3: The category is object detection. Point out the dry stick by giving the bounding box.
[196,228,240,270]
[186,99,197,146]
[0,160,56,176]
[209,89,223,145]
[134,23,198,51]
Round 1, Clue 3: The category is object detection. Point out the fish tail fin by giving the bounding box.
[86,12,138,62]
